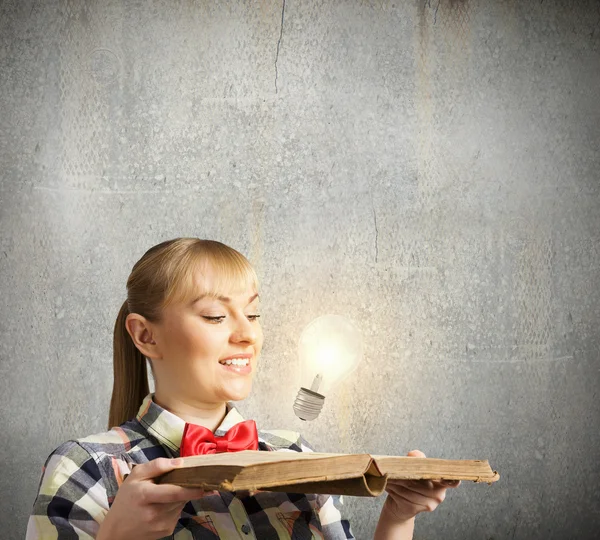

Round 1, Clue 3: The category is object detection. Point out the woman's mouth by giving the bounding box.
[218,357,252,374]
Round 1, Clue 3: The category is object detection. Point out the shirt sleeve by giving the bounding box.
[26,440,109,539]
[297,434,356,540]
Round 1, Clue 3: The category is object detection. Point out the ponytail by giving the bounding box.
[108,300,149,429]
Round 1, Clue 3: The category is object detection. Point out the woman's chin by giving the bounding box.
[224,380,253,402]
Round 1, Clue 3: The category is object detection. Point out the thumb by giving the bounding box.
[407,449,426,458]
[130,457,185,481]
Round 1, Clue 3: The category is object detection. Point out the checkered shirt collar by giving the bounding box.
[135,393,247,454]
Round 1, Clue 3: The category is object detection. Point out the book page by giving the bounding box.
[178,450,370,469]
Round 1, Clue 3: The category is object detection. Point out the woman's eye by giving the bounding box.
[202,315,261,323]
[202,316,226,323]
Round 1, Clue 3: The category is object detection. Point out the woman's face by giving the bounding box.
[149,269,263,406]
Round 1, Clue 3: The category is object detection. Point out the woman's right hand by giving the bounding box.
[96,457,206,540]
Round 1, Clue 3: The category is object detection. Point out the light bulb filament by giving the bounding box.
[310,373,322,393]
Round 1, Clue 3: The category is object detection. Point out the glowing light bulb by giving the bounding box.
[293,314,363,421]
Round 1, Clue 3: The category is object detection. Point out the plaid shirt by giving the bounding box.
[26,394,355,539]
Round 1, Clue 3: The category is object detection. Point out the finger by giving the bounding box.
[142,483,206,504]
[438,479,461,488]
[388,479,434,492]
[417,479,434,490]
[387,481,443,511]
[160,500,188,515]
[407,449,426,458]
[386,484,435,513]
[389,478,459,492]
[130,457,186,481]
[389,479,445,500]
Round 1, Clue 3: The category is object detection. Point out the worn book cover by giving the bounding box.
[157,451,500,497]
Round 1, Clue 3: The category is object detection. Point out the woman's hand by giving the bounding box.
[382,449,461,523]
[97,457,206,540]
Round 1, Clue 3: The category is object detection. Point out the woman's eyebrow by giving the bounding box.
[190,292,259,306]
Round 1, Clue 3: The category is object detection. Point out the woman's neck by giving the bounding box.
[153,390,228,432]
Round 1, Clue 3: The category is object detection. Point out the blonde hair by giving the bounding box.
[109,238,259,428]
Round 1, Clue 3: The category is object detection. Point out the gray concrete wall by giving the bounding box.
[1,0,599,538]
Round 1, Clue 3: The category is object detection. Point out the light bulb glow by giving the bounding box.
[298,314,363,395]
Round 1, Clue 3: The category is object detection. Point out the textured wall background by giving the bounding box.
[1,0,599,538]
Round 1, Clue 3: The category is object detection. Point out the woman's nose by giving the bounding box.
[231,315,257,343]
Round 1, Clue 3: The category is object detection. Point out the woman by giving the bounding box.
[27,238,460,539]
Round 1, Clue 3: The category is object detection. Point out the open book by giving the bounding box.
[157,451,500,497]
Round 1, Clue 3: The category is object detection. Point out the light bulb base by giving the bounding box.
[293,387,325,421]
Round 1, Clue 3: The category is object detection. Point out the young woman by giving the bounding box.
[27,238,460,539]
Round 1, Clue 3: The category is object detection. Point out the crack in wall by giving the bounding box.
[371,199,379,263]
[274,0,286,94]
[434,0,441,24]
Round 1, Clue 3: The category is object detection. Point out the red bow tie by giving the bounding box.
[179,419,259,457]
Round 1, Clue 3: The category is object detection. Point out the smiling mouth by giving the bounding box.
[218,357,252,375]
[218,358,250,367]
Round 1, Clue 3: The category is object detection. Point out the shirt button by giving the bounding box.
[241,524,251,534]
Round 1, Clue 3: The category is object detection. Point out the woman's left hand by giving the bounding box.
[382,449,462,523]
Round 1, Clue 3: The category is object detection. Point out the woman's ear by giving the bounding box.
[125,313,162,360]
